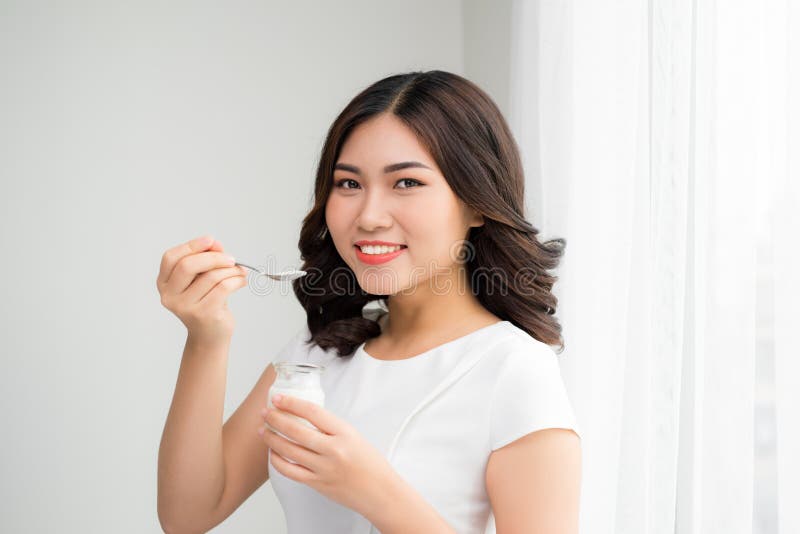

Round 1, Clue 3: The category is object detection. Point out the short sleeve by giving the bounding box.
[489,346,581,450]
[271,323,312,365]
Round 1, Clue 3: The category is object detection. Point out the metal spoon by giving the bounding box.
[235,261,307,281]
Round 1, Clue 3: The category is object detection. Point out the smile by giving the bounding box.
[354,244,407,265]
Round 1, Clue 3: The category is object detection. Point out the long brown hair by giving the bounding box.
[291,70,566,357]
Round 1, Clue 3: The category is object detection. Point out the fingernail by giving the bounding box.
[261,407,268,416]
[258,425,265,435]
[200,235,213,245]
[225,255,236,265]
[273,394,283,404]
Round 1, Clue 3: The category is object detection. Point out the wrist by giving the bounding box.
[185,331,232,352]
[366,470,457,534]
[363,469,403,529]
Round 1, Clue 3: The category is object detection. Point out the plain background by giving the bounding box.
[0,1,517,532]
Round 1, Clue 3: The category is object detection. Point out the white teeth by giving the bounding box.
[360,245,403,255]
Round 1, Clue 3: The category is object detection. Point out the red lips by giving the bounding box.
[354,244,407,265]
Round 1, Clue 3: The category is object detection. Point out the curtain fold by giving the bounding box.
[506,1,799,532]
[772,5,800,533]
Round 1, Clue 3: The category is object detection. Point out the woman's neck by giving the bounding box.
[379,290,499,345]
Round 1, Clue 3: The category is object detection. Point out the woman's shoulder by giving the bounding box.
[483,320,562,368]
[484,322,581,446]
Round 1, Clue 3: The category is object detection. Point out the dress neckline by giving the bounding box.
[356,319,509,364]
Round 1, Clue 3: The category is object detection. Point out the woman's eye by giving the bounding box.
[396,178,422,189]
[334,179,359,189]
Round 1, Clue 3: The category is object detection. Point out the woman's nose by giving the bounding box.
[356,191,393,230]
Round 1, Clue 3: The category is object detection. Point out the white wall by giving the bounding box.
[463,0,512,118]
[0,1,516,532]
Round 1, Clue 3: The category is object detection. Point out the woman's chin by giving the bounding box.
[359,281,400,296]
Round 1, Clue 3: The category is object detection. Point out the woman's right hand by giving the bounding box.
[157,234,249,344]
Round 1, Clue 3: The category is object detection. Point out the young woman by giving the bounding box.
[157,70,582,534]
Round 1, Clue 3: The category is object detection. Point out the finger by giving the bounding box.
[158,234,214,287]
[266,407,328,456]
[198,270,248,308]
[269,447,314,484]
[264,426,322,472]
[166,250,238,294]
[272,394,339,436]
[183,265,248,304]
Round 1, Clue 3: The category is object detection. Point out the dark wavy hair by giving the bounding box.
[291,70,567,357]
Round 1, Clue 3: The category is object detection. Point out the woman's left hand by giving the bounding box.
[259,393,397,518]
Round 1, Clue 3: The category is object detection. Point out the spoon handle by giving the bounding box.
[235,262,307,281]
[235,261,265,274]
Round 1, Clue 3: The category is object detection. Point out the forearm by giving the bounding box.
[366,471,457,534]
[157,334,230,530]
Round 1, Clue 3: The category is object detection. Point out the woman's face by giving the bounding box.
[325,113,483,296]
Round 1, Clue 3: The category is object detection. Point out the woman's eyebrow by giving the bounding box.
[333,161,432,174]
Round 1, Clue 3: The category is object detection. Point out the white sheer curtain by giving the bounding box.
[505,1,799,532]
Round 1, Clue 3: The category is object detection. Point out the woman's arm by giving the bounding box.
[157,335,231,533]
[365,469,457,534]
[486,428,582,534]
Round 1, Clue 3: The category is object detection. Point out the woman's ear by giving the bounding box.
[468,208,485,228]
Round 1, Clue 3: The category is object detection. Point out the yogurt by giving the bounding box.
[267,362,326,464]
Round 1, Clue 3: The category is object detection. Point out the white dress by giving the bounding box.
[267,307,581,534]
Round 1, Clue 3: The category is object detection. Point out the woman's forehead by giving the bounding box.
[338,116,435,164]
